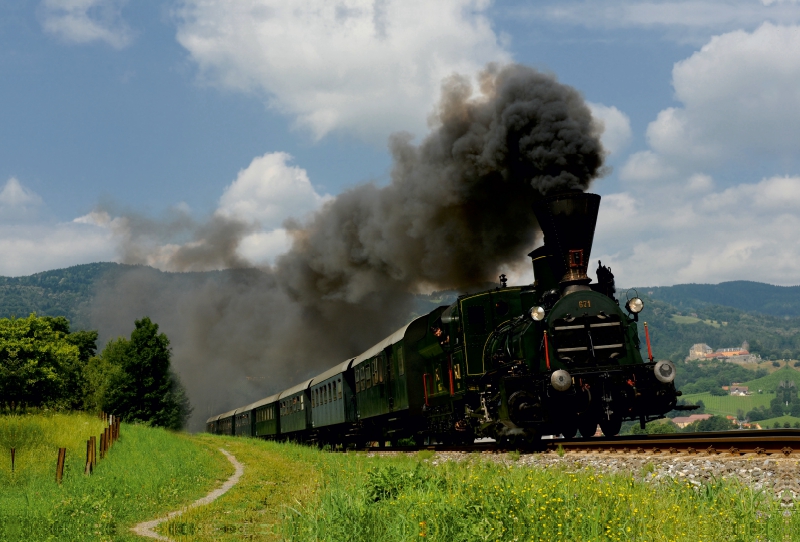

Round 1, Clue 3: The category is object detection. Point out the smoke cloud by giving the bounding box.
[90,64,606,429]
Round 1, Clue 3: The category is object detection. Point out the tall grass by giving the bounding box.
[0,412,229,541]
[280,451,798,541]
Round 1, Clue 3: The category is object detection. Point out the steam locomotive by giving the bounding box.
[207,191,685,445]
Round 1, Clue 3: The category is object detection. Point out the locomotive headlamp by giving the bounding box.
[551,369,572,391]
[654,360,676,383]
[530,306,546,321]
[626,297,644,314]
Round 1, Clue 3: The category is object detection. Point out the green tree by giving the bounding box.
[0,314,84,408]
[685,415,734,432]
[103,317,191,430]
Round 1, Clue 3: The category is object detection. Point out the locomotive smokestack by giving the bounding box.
[532,191,601,293]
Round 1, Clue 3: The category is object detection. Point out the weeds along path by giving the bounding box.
[155,436,320,541]
[131,448,244,540]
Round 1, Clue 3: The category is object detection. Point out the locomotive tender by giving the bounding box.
[207,191,684,445]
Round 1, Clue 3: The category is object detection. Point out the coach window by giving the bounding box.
[324,385,328,404]
[372,359,377,383]
[327,383,332,403]
[366,364,372,388]
[398,348,405,376]
[338,378,343,399]
[300,395,304,410]
[333,380,338,400]
[378,356,384,383]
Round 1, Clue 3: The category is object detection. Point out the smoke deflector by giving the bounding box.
[532,192,601,289]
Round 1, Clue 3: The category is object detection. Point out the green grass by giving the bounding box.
[0,412,229,541]
[738,364,800,391]
[160,435,320,541]
[753,415,800,428]
[156,438,799,541]
[681,392,775,417]
[279,448,794,541]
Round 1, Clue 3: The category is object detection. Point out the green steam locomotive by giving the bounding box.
[207,191,684,446]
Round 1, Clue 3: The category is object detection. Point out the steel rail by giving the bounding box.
[359,429,800,457]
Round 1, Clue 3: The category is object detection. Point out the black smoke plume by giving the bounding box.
[91,64,606,429]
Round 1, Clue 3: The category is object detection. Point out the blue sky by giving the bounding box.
[1,0,800,286]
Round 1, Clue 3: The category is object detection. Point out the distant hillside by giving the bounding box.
[0,264,799,362]
[635,281,800,317]
[638,296,800,363]
[0,263,121,329]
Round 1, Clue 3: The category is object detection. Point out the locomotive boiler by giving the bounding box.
[207,191,684,447]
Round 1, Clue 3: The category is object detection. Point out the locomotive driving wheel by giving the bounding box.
[577,415,598,438]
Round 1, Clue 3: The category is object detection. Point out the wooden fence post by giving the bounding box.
[100,431,105,459]
[84,439,92,475]
[90,436,96,467]
[55,448,66,484]
[10,447,15,473]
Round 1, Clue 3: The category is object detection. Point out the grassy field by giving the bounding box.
[681,391,775,416]
[158,437,797,541]
[670,315,726,327]
[754,415,800,428]
[738,364,800,391]
[3,416,798,540]
[0,412,229,541]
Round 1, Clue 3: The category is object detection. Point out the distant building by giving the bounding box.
[671,414,713,428]
[686,343,760,363]
[729,385,749,396]
[688,343,713,359]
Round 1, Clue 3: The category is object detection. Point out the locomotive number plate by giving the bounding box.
[578,300,591,308]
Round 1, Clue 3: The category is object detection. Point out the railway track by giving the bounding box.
[360,429,800,457]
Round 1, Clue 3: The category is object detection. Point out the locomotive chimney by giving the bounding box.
[532,191,601,294]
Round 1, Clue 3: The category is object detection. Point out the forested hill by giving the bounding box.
[0,263,114,329]
[636,281,800,317]
[1,264,799,362]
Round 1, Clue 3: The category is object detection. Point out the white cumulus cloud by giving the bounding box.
[593,175,800,287]
[0,178,44,221]
[645,23,800,167]
[588,102,632,157]
[39,0,133,49]
[174,0,510,140]
[217,152,330,229]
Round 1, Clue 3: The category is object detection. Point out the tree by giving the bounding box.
[103,317,191,430]
[686,415,734,432]
[0,314,85,408]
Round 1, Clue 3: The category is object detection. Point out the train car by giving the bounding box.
[278,379,312,440]
[350,308,449,445]
[216,409,236,436]
[309,359,356,445]
[234,405,254,437]
[205,415,219,434]
[251,393,280,439]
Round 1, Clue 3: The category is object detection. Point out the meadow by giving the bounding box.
[681,391,775,416]
[0,412,229,541]
[2,415,797,541]
[163,436,798,542]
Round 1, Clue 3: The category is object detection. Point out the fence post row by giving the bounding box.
[10,447,15,473]
[55,447,66,484]
[84,439,92,475]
